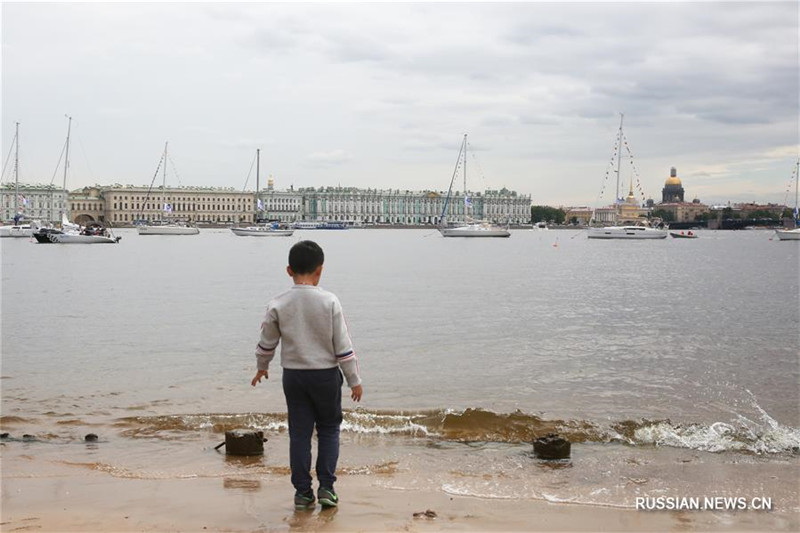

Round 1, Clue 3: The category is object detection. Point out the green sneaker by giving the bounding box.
[318,487,339,508]
[294,489,316,510]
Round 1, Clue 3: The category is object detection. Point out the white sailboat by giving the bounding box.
[137,142,200,236]
[32,117,121,244]
[0,123,38,238]
[231,149,294,237]
[587,114,667,240]
[438,134,510,238]
[775,159,800,241]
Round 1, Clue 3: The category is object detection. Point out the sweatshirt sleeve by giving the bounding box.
[255,305,280,371]
[332,296,361,387]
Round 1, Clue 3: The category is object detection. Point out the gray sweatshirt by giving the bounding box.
[255,285,361,387]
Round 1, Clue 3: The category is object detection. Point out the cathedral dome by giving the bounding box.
[665,167,682,187]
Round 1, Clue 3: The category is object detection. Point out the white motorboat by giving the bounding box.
[437,134,510,238]
[588,225,668,239]
[775,159,799,241]
[774,228,800,241]
[231,225,294,237]
[136,142,200,236]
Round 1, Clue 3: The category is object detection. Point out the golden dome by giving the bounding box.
[665,166,682,187]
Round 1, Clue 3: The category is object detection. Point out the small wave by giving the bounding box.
[113,403,799,455]
[0,415,32,426]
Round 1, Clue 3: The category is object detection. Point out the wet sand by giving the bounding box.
[3,461,796,532]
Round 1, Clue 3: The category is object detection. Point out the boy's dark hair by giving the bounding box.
[289,240,325,274]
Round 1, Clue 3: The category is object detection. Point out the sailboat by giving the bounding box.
[775,159,800,241]
[438,134,510,238]
[32,117,120,244]
[0,123,39,238]
[137,142,200,235]
[231,149,294,237]
[587,115,667,240]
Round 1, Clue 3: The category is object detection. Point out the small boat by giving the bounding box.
[438,134,510,238]
[775,159,800,241]
[670,230,698,239]
[231,225,294,237]
[33,222,120,244]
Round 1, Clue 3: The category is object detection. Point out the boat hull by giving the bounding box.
[588,226,668,239]
[0,225,35,238]
[669,232,698,239]
[775,229,800,241]
[438,225,510,238]
[35,230,120,244]
[231,227,294,237]
[137,225,200,235]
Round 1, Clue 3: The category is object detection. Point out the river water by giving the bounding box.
[1,228,798,523]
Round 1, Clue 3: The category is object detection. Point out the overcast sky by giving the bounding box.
[2,1,798,206]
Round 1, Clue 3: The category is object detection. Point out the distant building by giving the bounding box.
[662,167,685,203]
[564,206,593,225]
[1,183,67,223]
[69,185,255,225]
[656,167,709,222]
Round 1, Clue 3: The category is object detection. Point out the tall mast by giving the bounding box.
[463,133,467,221]
[61,116,72,220]
[162,141,168,218]
[14,122,19,215]
[256,148,260,220]
[615,113,623,205]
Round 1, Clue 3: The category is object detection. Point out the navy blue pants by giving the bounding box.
[282,367,343,492]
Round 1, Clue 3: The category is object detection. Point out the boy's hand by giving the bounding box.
[251,370,268,386]
[350,385,363,402]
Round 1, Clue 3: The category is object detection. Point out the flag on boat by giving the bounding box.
[464,196,472,207]
[18,194,28,206]
[794,206,799,219]
[257,199,264,211]
[164,203,173,213]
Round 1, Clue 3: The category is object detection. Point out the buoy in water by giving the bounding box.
[218,430,266,456]
[533,433,571,459]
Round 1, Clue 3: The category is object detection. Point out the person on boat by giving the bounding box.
[251,240,362,511]
[688,230,694,236]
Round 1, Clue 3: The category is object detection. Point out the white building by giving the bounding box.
[264,186,531,225]
[1,183,68,223]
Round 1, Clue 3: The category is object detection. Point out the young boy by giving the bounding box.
[251,240,362,510]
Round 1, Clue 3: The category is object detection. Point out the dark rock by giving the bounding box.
[0,433,9,439]
[223,430,265,456]
[85,433,99,442]
[533,433,571,459]
[22,434,36,441]
[413,509,437,519]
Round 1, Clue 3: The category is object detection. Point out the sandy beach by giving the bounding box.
[2,452,797,533]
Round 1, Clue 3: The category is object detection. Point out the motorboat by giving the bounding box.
[670,230,698,239]
[588,225,668,239]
